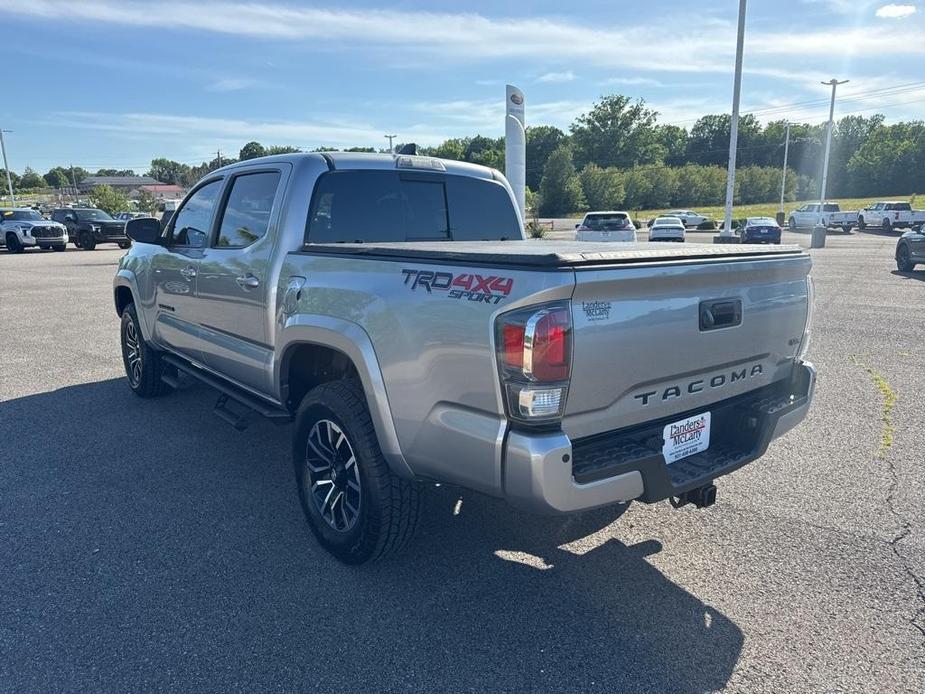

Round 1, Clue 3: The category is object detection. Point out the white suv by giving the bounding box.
[1,208,68,253]
[575,211,637,242]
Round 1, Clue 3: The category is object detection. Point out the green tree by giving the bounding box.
[239,141,267,160]
[18,167,45,189]
[686,114,762,166]
[579,164,625,210]
[43,167,71,188]
[266,145,301,155]
[847,121,925,195]
[135,188,157,215]
[570,94,662,169]
[525,125,567,190]
[89,185,130,215]
[147,158,191,186]
[538,145,585,217]
[1,169,21,193]
[95,168,135,176]
[423,138,467,161]
[656,125,689,166]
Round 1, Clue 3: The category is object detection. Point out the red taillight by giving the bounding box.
[495,302,573,422]
[502,323,525,369]
[527,310,570,381]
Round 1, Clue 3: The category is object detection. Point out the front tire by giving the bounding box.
[53,244,66,252]
[118,241,131,249]
[896,244,915,272]
[882,218,892,232]
[5,233,23,253]
[80,232,97,250]
[293,380,422,564]
[842,225,852,234]
[858,216,867,230]
[788,217,797,230]
[120,303,172,397]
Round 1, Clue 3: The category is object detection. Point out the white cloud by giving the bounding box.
[205,78,256,92]
[536,71,575,83]
[601,77,664,87]
[875,3,918,18]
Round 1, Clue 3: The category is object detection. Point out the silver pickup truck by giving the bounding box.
[114,152,816,563]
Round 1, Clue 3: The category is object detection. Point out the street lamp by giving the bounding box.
[717,0,747,243]
[0,129,14,205]
[385,134,397,153]
[818,79,848,209]
[779,121,791,219]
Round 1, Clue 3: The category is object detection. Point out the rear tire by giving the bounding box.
[842,225,852,234]
[120,303,172,398]
[882,218,892,232]
[53,244,66,252]
[788,217,797,230]
[80,232,96,250]
[5,233,23,254]
[896,244,915,272]
[858,216,866,230]
[118,241,131,249]
[293,380,422,564]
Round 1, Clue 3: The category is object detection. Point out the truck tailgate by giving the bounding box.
[564,250,811,441]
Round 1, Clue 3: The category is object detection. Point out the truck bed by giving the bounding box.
[302,240,804,269]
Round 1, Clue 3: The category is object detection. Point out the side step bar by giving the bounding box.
[161,354,292,429]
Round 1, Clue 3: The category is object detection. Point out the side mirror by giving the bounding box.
[126,217,163,245]
[574,223,580,229]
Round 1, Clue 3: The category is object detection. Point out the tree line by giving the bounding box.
[4,93,922,216]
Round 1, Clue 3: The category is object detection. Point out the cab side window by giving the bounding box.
[215,171,281,248]
[170,180,222,248]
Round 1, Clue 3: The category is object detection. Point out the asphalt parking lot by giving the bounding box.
[1,231,923,692]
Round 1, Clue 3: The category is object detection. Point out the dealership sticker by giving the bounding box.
[662,412,711,464]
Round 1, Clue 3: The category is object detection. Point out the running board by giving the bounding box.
[161,354,292,428]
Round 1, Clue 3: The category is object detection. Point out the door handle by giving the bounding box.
[179,266,196,280]
[235,274,260,289]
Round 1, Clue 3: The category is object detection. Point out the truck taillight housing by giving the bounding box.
[496,302,572,423]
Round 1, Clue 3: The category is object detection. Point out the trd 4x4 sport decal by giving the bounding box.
[401,269,514,304]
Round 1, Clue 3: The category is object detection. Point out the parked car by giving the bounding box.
[895,226,925,272]
[52,208,130,250]
[114,152,815,563]
[575,211,637,242]
[857,201,925,232]
[739,217,782,244]
[666,210,710,227]
[0,208,68,253]
[648,216,686,242]
[114,212,150,221]
[788,203,857,232]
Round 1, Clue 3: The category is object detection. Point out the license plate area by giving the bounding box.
[662,412,711,464]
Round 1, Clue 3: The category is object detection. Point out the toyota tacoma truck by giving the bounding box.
[1,208,68,253]
[113,152,816,564]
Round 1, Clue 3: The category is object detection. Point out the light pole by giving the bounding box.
[779,121,791,218]
[818,78,848,208]
[385,134,396,153]
[0,129,14,205]
[717,0,747,242]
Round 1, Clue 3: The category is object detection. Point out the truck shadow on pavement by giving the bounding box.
[0,378,743,693]
[891,269,925,282]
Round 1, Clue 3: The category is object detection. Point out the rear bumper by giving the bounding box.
[503,360,815,514]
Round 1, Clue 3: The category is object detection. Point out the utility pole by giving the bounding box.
[70,165,79,202]
[717,0,747,242]
[217,149,222,167]
[819,79,848,208]
[384,134,396,153]
[0,129,14,205]
[779,121,791,217]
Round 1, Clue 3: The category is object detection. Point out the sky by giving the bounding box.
[1,0,923,174]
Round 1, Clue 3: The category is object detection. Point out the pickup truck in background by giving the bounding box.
[788,203,858,233]
[114,152,816,564]
[52,207,130,250]
[857,201,925,232]
[1,208,68,253]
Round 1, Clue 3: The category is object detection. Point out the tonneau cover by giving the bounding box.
[301,240,804,268]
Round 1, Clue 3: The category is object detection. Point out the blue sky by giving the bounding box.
[1,0,923,174]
